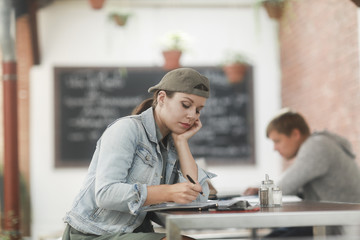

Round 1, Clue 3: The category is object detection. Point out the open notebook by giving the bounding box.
[141,201,218,212]
[141,197,260,212]
[140,195,302,212]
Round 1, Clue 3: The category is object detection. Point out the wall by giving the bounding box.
[29,0,282,238]
[279,0,360,166]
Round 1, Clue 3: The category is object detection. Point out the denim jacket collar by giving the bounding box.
[140,107,158,144]
[140,107,176,152]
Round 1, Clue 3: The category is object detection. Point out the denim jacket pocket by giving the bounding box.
[89,207,124,227]
[136,145,154,167]
[128,145,155,184]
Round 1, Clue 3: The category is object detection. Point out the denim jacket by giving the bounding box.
[63,107,216,235]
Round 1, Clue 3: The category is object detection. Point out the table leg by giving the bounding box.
[313,226,326,240]
[251,228,258,238]
[166,219,182,240]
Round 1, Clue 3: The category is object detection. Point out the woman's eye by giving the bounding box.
[182,103,190,109]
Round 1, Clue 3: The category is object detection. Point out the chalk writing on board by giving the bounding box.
[54,67,254,167]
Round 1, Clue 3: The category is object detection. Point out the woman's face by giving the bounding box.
[155,91,207,136]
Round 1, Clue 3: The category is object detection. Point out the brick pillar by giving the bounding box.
[279,0,360,165]
[2,61,20,239]
[0,9,35,238]
[15,15,32,237]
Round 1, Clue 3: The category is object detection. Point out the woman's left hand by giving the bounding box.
[171,119,202,185]
[172,119,202,142]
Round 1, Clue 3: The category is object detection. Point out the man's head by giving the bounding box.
[266,109,310,160]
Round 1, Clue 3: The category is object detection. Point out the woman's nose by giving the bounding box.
[187,109,196,120]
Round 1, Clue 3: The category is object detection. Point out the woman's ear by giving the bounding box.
[157,90,166,106]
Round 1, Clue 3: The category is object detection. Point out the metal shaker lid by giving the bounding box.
[261,174,274,185]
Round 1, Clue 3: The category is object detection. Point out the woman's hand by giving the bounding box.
[168,182,203,204]
[172,119,202,142]
[145,182,203,206]
[170,119,202,193]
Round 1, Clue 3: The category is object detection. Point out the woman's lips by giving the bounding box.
[180,122,191,129]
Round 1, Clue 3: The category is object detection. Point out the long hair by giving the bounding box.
[131,90,175,115]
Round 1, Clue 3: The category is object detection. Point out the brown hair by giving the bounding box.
[131,90,175,115]
[266,110,310,138]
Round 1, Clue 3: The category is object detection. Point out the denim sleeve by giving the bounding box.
[94,118,147,214]
[178,166,217,202]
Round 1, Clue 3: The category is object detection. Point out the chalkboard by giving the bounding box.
[54,66,255,167]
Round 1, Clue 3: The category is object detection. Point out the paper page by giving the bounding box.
[141,200,218,212]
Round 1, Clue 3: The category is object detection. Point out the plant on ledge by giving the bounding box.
[254,0,287,20]
[89,0,106,10]
[159,30,191,70]
[222,52,250,84]
[108,12,131,27]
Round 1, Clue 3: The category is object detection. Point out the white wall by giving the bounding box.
[30,0,282,239]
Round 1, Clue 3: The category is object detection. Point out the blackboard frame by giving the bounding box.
[54,66,255,168]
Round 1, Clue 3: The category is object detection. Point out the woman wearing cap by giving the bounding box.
[62,68,215,240]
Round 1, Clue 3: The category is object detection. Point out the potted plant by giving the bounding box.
[222,52,250,84]
[254,0,286,20]
[160,31,190,70]
[89,0,106,10]
[263,0,285,19]
[108,12,131,27]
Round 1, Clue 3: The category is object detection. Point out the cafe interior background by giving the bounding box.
[0,0,360,239]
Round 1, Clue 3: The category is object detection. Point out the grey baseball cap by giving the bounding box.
[148,68,210,98]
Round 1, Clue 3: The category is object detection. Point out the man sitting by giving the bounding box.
[244,109,360,237]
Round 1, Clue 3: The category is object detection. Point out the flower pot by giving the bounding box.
[89,0,105,10]
[112,15,129,26]
[262,1,284,19]
[223,63,247,84]
[162,50,182,70]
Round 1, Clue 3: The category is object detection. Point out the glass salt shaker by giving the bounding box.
[272,186,282,207]
[261,174,275,207]
[259,186,269,207]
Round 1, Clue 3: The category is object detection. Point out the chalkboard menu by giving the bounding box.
[54,66,255,167]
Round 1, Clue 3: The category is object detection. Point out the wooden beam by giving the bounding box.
[3,61,21,240]
[25,0,40,65]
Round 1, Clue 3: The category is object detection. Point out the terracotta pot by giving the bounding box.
[262,1,284,19]
[223,63,247,84]
[112,15,129,26]
[162,50,182,70]
[89,0,105,10]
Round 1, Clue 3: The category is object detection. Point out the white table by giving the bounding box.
[155,201,360,240]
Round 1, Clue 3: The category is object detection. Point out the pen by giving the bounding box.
[186,174,204,196]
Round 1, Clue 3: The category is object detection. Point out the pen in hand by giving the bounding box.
[186,174,204,196]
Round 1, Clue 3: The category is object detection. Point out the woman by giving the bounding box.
[62,68,215,240]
